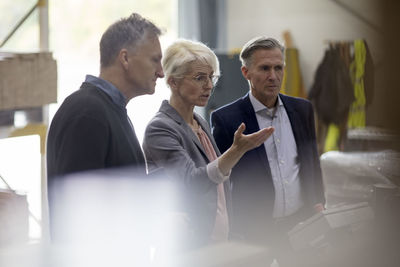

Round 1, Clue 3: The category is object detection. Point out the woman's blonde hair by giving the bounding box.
[162,39,220,85]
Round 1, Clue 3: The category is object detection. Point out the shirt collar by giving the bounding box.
[85,75,127,108]
[249,91,283,114]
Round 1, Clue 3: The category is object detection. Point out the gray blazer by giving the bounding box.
[143,100,231,247]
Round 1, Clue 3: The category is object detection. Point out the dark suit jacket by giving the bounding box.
[143,100,231,248]
[210,93,325,244]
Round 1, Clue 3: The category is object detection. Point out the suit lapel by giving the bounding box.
[240,94,271,172]
[195,113,221,157]
[191,114,208,158]
[159,100,209,161]
[280,94,302,146]
[240,94,260,134]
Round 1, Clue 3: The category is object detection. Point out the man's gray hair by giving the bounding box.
[239,36,285,67]
[100,13,162,67]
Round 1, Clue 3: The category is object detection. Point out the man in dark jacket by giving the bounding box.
[46,13,164,242]
[211,36,325,265]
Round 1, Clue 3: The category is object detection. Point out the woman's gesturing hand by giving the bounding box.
[232,123,274,153]
[218,123,274,176]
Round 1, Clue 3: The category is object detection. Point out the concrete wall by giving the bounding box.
[225,0,382,92]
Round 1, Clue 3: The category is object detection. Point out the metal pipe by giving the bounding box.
[0,2,39,48]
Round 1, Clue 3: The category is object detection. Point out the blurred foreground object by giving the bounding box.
[48,166,188,266]
[320,149,400,207]
[290,148,400,266]
[2,165,271,267]
[0,241,270,267]
[48,167,175,243]
[0,189,29,247]
[286,201,379,267]
[173,241,270,267]
[288,202,374,251]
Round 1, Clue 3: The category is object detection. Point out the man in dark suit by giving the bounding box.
[210,37,325,262]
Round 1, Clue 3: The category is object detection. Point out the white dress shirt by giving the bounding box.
[249,92,304,218]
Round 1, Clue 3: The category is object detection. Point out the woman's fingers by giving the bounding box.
[252,127,274,145]
[234,123,246,136]
[259,126,274,139]
[233,124,274,151]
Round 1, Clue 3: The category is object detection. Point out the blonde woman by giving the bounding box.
[143,39,273,249]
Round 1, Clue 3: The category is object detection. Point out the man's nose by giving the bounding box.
[157,64,164,78]
[268,69,277,80]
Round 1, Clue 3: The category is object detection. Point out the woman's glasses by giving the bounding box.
[188,74,220,87]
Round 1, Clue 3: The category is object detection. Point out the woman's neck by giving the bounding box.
[169,97,195,126]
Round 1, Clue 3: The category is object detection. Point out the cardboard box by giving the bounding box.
[0,52,57,110]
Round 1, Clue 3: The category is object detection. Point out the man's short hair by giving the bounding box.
[100,13,162,67]
[240,36,285,67]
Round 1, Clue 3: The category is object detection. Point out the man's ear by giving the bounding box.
[241,65,249,80]
[118,48,130,70]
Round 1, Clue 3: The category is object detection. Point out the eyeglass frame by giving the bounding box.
[182,74,220,87]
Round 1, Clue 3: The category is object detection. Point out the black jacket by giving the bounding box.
[46,82,146,241]
[211,93,325,244]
